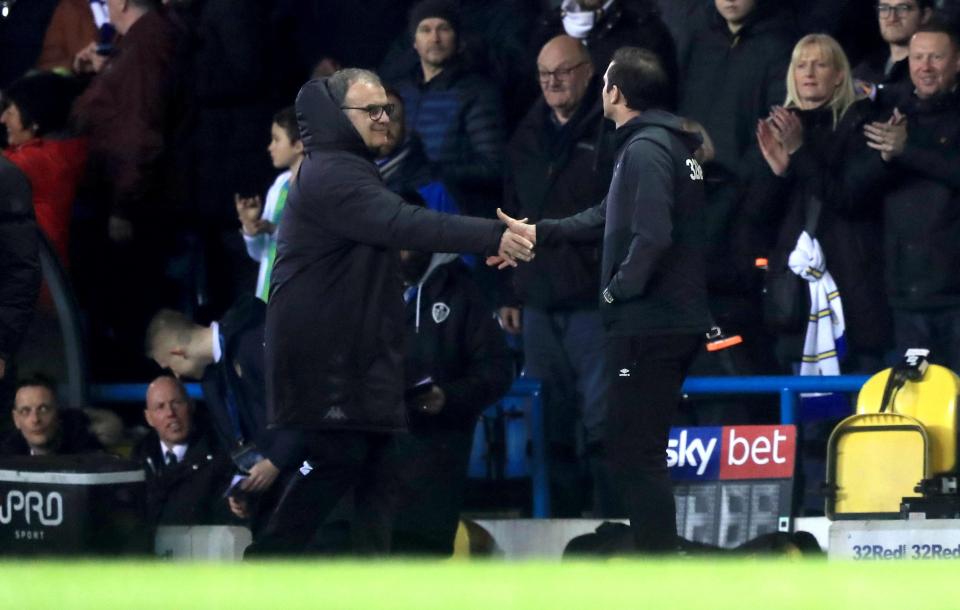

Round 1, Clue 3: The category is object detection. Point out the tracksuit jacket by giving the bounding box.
[538,110,711,337]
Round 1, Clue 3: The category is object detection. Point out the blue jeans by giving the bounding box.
[522,307,610,516]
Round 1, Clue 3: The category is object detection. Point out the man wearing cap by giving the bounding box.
[392,0,505,217]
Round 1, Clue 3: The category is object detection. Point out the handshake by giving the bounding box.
[489,208,537,269]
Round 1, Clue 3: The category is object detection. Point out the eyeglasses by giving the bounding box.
[877,3,917,18]
[340,103,396,121]
[537,61,588,83]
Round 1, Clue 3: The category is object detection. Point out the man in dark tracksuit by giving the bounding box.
[252,68,530,556]
[392,251,513,555]
[500,48,710,551]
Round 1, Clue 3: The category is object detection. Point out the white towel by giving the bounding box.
[788,231,846,377]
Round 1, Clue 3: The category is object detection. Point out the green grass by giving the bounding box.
[0,558,953,610]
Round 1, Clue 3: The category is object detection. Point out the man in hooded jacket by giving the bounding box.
[248,68,531,556]
[497,48,710,553]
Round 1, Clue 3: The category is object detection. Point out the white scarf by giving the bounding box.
[561,0,615,39]
[89,0,110,29]
[788,231,846,377]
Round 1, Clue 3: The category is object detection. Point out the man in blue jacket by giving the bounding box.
[496,47,710,552]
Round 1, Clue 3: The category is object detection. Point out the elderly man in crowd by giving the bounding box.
[499,35,620,517]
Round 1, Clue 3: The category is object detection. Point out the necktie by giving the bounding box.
[165,450,178,466]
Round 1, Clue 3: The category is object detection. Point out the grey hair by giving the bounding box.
[327,68,383,105]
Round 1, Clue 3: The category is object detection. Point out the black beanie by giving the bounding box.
[409,0,461,37]
[2,72,81,137]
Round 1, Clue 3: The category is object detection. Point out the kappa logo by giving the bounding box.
[432,302,450,324]
[618,368,630,377]
[323,406,348,421]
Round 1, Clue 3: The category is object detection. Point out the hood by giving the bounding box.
[295,78,372,159]
[614,109,702,155]
[409,253,460,333]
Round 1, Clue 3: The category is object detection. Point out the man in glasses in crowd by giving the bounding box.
[854,0,933,104]
[499,35,622,518]
[246,67,533,556]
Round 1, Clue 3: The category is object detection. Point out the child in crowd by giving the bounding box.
[235,106,303,302]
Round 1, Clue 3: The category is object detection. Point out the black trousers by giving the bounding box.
[245,430,399,557]
[604,332,702,552]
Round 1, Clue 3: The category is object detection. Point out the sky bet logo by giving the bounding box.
[667,425,796,481]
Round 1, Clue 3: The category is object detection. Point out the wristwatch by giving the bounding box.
[602,287,614,304]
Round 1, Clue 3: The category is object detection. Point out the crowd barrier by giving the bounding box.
[89,374,872,518]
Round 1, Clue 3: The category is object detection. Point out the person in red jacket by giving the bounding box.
[1,72,88,268]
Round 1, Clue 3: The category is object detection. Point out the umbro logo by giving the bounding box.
[323,406,348,420]
[619,368,630,377]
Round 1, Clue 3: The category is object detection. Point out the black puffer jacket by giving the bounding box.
[678,0,794,181]
[502,78,608,310]
[265,77,506,433]
[0,158,39,364]
[538,110,711,337]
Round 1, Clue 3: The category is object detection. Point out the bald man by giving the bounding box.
[498,35,622,517]
[132,375,236,526]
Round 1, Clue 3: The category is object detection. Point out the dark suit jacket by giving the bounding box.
[132,427,236,526]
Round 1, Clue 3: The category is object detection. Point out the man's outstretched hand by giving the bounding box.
[488,208,537,269]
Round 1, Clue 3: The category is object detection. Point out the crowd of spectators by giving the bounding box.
[4,0,960,547]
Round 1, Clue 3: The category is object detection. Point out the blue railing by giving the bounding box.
[682,375,871,425]
[89,374,870,519]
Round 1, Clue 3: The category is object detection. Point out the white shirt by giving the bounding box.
[211,321,222,363]
[159,442,188,465]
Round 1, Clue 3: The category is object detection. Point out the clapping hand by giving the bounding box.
[487,208,536,269]
[864,108,907,162]
[768,106,803,154]
[757,118,789,176]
